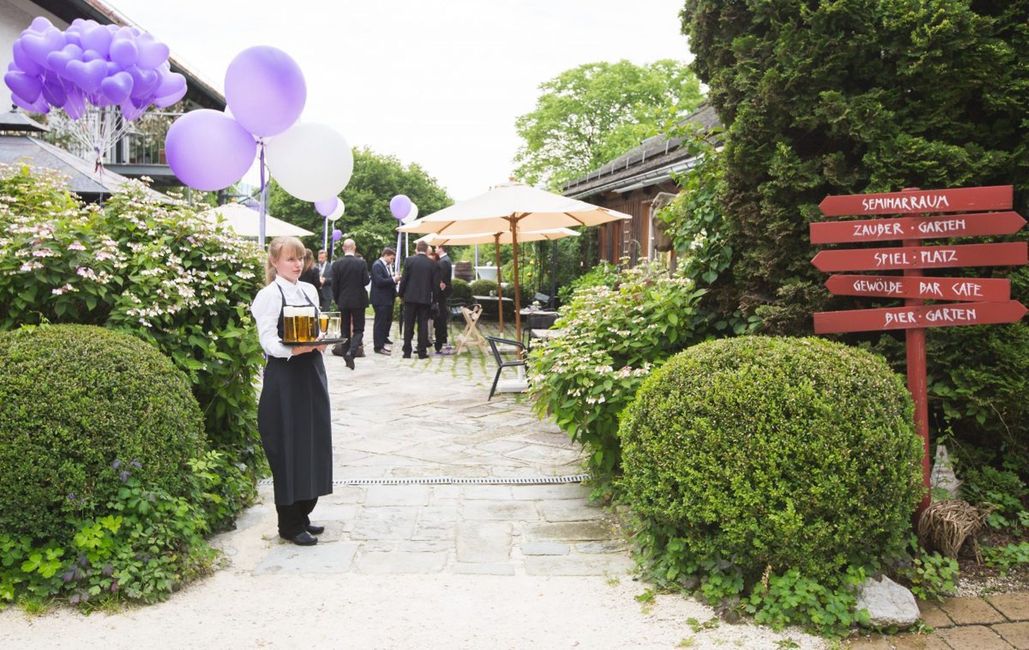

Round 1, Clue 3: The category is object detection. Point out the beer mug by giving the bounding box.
[283,306,300,343]
[318,311,329,338]
[295,306,317,342]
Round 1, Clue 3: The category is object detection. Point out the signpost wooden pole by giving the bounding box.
[810,185,1025,517]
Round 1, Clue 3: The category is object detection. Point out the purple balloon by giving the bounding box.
[80,23,112,56]
[153,85,186,109]
[390,195,412,220]
[224,46,305,137]
[332,229,343,243]
[135,36,169,70]
[109,37,138,67]
[41,73,67,107]
[82,49,103,62]
[12,92,48,114]
[45,44,82,75]
[64,86,85,119]
[20,29,64,68]
[315,198,338,217]
[128,67,159,99]
[100,71,133,103]
[12,40,43,76]
[166,109,257,191]
[5,71,42,103]
[65,59,106,94]
[29,17,55,33]
[155,70,185,97]
[120,98,147,121]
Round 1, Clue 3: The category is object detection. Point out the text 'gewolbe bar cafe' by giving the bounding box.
[809,184,1026,510]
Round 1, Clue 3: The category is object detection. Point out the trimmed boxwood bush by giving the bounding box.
[0,324,206,543]
[621,336,923,587]
[450,277,473,304]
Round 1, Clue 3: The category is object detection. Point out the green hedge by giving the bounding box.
[0,325,206,543]
[621,336,923,587]
[451,277,473,304]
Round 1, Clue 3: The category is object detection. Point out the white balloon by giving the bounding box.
[328,200,345,222]
[401,204,419,224]
[266,122,354,202]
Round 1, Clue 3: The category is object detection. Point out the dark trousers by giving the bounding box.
[402,302,430,357]
[434,301,448,351]
[372,302,393,351]
[340,307,365,356]
[276,497,318,538]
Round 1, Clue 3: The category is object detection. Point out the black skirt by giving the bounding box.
[257,350,333,505]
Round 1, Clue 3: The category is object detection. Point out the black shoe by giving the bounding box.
[374,348,390,355]
[281,531,318,546]
[306,524,324,535]
[418,354,430,360]
[402,354,411,359]
[385,338,394,344]
[343,353,355,370]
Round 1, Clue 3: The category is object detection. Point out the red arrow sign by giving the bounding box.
[810,211,1025,244]
[811,242,1027,272]
[819,185,1012,217]
[825,275,1011,301]
[814,301,1027,334]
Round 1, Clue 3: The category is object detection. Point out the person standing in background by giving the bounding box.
[370,247,398,355]
[330,239,370,370]
[299,248,322,288]
[398,240,437,359]
[316,249,332,310]
[434,244,454,354]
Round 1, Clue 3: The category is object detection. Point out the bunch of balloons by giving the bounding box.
[5,17,182,120]
[315,196,345,222]
[165,45,354,205]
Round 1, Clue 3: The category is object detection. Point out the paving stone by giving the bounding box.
[352,550,447,574]
[509,484,591,501]
[916,600,954,628]
[253,542,359,575]
[538,499,607,522]
[461,500,539,521]
[323,486,366,505]
[936,625,1013,649]
[363,485,430,507]
[891,633,952,649]
[452,562,517,576]
[988,594,1029,622]
[460,485,514,500]
[575,540,628,554]
[523,554,634,577]
[939,597,1007,625]
[994,622,1029,649]
[348,507,418,540]
[520,541,570,556]
[526,521,615,542]
[456,522,511,563]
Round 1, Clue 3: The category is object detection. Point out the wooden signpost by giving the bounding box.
[810,185,1026,513]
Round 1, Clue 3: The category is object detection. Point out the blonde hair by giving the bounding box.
[265,236,306,285]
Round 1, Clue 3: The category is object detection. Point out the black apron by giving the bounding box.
[257,285,333,505]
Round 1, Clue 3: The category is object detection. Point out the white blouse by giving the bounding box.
[251,275,321,359]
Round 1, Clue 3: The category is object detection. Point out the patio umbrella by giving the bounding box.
[202,203,314,239]
[399,182,629,339]
[415,228,580,331]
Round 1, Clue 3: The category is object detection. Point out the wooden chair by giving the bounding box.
[486,336,527,400]
[454,304,488,355]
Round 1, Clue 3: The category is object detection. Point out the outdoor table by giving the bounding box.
[519,308,559,331]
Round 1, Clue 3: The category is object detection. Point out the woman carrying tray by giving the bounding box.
[250,236,332,546]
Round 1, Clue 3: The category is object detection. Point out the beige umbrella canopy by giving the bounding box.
[415,228,580,331]
[202,203,314,239]
[399,182,629,338]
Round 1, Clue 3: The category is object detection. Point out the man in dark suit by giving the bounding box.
[330,238,370,370]
[433,244,454,354]
[369,247,398,355]
[398,240,438,359]
[316,249,332,310]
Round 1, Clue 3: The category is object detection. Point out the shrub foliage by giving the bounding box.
[621,337,923,605]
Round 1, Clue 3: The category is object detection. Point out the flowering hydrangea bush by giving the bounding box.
[527,262,705,493]
[0,166,265,457]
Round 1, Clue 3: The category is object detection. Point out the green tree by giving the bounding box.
[514,59,704,189]
[676,0,1028,461]
[267,147,451,258]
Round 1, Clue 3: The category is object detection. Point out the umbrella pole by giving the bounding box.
[495,234,503,333]
[511,218,523,344]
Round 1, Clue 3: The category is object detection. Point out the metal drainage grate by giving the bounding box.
[258,473,590,487]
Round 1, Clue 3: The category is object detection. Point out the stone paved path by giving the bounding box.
[0,325,823,649]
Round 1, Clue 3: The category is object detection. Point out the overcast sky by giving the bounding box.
[108,0,694,200]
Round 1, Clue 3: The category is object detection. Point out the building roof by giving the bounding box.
[0,134,170,200]
[0,109,48,133]
[562,103,720,200]
[29,0,225,110]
